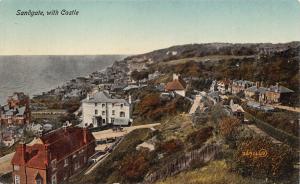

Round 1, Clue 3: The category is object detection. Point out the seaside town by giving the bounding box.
[0,42,299,184]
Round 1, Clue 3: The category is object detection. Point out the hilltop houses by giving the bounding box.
[11,127,96,184]
[165,74,187,97]
[212,79,294,105]
[0,92,31,126]
[82,91,131,128]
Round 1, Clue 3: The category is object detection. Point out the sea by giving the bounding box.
[0,55,124,104]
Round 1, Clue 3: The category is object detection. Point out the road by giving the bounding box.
[92,123,160,140]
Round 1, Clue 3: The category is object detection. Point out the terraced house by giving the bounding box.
[11,127,96,184]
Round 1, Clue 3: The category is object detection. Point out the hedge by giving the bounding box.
[245,112,299,147]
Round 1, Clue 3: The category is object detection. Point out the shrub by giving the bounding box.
[157,139,184,155]
[120,150,150,182]
[233,136,294,179]
[186,126,213,149]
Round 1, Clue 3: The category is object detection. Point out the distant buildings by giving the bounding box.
[214,79,294,105]
[231,80,255,95]
[82,91,131,128]
[11,127,96,184]
[0,92,31,126]
[165,74,187,97]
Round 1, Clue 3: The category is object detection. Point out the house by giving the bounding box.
[148,71,161,80]
[165,74,187,97]
[230,100,245,122]
[245,82,268,103]
[231,80,255,95]
[0,92,31,126]
[265,83,294,104]
[82,91,131,128]
[11,127,96,184]
[217,79,231,94]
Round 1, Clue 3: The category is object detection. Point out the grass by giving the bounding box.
[159,55,254,66]
[156,113,195,142]
[156,160,261,184]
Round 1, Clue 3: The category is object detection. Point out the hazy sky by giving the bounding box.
[0,0,299,55]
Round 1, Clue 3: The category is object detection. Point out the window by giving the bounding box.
[111,118,115,123]
[64,158,68,167]
[36,179,42,184]
[74,161,80,171]
[120,111,125,117]
[95,103,97,106]
[95,110,98,115]
[13,165,20,171]
[51,159,57,171]
[120,104,124,108]
[14,175,20,184]
[102,103,105,108]
[84,156,87,163]
[112,110,115,115]
[51,174,57,184]
[102,111,105,115]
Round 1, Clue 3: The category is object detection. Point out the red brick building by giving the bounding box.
[0,92,31,126]
[11,127,96,184]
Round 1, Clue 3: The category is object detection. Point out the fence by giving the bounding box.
[144,144,220,183]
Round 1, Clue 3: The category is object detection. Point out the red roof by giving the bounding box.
[165,79,186,91]
[11,127,95,169]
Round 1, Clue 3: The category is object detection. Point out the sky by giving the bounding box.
[0,0,299,55]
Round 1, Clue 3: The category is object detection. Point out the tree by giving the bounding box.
[219,117,241,147]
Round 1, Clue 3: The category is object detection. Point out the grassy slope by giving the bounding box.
[156,160,261,184]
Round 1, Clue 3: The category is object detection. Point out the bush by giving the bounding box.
[219,117,241,148]
[233,136,294,179]
[186,126,213,149]
[156,139,184,155]
[120,150,150,182]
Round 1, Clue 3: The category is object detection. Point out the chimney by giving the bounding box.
[83,128,88,144]
[19,141,27,163]
[256,81,260,88]
[128,95,132,104]
[173,73,179,81]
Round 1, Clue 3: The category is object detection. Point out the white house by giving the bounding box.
[165,74,187,97]
[82,91,131,128]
